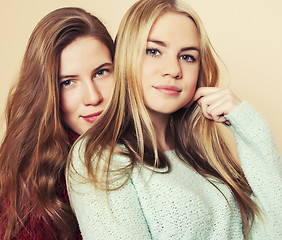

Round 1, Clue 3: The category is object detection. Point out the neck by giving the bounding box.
[148,110,171,151]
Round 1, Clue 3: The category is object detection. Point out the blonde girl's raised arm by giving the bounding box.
[225,102,282,238]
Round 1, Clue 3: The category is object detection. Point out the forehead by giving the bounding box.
[148,11,199,47]
[60,36,112,74]
[61,36,108,58]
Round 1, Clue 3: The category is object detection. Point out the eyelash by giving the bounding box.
[146,48,160,57]
[60,79,74,88]
[60,68,112,88]
[180,54,196,62]
[94,68,111,78]
[146,48,196,62]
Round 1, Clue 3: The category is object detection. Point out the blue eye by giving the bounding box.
[94,69,111,78]
[60,79,73,88]
[96,69,108,76]
[146,48,161,56]
[180,54,196,62]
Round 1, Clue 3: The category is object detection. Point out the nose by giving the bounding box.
[83,80,103,106]
[161,56,182,79]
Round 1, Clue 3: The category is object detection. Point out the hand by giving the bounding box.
[192,87,241,126]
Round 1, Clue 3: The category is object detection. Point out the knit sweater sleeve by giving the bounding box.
[67,140,152,240]
[225,101,282,239]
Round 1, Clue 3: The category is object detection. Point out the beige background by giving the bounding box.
[0,0,281,152]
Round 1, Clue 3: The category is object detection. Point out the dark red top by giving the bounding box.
[3,130,82,240]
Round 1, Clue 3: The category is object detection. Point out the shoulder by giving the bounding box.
[70,138,87,170]
[71,139,130,168]
[68,139,132,184]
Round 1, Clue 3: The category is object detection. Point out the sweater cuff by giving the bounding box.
[225,101,278,157]
[225,101,268,133]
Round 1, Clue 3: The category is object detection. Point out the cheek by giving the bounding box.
[141,59,156,83]
[183,66,199,96]
[60,91,78,118]
[96,78,114,102]
[184,82,197,101]
[105,79,114,97]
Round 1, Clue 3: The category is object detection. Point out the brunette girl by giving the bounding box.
[0,7,114,239]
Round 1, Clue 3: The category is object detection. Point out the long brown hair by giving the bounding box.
[0,7,114,240]
[70,0,260,239]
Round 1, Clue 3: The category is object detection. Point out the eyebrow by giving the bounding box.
[59,62,113,80]
[147,39,200,52]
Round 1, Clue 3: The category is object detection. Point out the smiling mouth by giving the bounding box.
[81,111,103,123]
[153,85,182,95]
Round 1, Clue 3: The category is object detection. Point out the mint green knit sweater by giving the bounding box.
[68,102,282,239]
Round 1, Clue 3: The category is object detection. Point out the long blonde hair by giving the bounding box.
[76,0,260,238]
[0,7,114,240]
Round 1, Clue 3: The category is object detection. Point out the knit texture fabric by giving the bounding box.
[68,102,282,239]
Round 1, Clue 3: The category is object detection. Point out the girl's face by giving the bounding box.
[60,36,113,135]
[141,12,200,120]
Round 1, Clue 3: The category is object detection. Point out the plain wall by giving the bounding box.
[0,0,281,152]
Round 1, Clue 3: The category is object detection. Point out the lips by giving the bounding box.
[153,85,182,96]
[81,110,103,123]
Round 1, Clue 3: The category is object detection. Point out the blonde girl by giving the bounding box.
[67,0,282,239]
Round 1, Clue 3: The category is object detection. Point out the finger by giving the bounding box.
[215,115,227,123]
[198,101,214,120]
[199,89,241,114]
[223,120,231,126]
[196,88,233,108]
[209,93,241,116]
[206,94,232,116]
[193,87,221,103]
[194,88,241,124]
[196,88,225,119]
